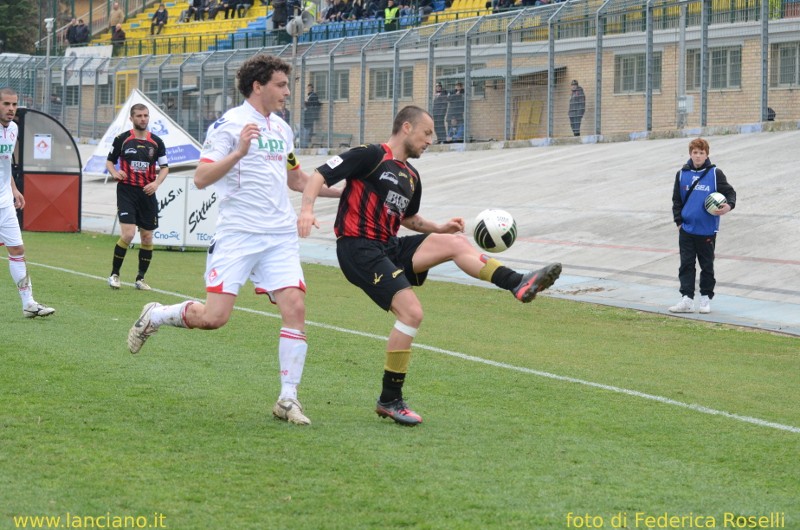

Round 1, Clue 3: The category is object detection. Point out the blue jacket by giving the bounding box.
[672,158,736,236]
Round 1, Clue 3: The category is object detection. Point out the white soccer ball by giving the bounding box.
[704,192,727,214]
[473,208,517,253]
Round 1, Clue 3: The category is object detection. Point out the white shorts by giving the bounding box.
[205,231,305,300]
[0,204,23,248]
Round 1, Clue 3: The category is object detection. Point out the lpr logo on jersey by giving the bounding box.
[256,136,286,162]
[256,136,286,153]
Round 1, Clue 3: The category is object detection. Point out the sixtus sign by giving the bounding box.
[149,175,218,248]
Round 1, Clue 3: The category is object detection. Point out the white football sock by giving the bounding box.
[150,301,193,328]
[278,328,307,401]
[9,255,34,306]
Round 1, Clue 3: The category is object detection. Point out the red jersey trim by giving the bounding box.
[206,283,234,295]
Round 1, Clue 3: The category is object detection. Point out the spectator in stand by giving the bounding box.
[111,23,126,56]
[431,82,448,143]
[73,19,90,44]
[364,0,381,17]
[446,81,464,127]
[325,0,345,21]
[398,1,413,17]
[490,0,514,12]
[302,83,321,147]
[235,0,252,17]
[445,116,464,142]
[223,0,240,18]
[320,0,334,19]
[188,0,203,21]
[303,0,319,20]
[151,3,169,34]
[339,0,354,19]
[274,105,290,125]
[383,0,400,30]
[206,0,222,18]
[271,0,288,27]
[345,0,364,19]
[66,18,79,45]
[108,1,126,32]
[418,0,433,21]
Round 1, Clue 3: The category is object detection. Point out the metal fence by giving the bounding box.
[5,0,800,148]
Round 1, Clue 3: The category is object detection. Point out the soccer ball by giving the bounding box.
[704,192,727,214]
[473,208,517,253]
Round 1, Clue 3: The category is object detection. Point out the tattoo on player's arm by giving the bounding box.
[409,217,426,231]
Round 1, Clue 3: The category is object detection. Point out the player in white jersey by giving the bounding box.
[127,54,340,425]
[0,88,55,318]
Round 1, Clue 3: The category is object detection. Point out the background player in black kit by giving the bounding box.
[105,103,169,291]
[298,105,561,426]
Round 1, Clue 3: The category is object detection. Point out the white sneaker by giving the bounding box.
[668,296,694,313]
[23,302,55,318]
[135,279,152,291]
[128,302,161,354]
[108,274,121,289]
[272,398,311,425]
[698,296,711,314]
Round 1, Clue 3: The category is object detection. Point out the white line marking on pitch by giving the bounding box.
[29,261,800,435]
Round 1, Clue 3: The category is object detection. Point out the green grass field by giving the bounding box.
[1,232,798,530]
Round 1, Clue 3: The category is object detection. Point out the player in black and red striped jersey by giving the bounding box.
[298,105,561,426]
[105,103,169,292]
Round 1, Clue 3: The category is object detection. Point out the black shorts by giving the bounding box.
[116,183,159,231]
[336,235,430,311]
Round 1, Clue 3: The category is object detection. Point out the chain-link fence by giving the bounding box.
[4,0,798,147]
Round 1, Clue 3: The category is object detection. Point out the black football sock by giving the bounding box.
[111,238,127,275]
[137,244,153,281]
[491,266,523,291]
[380,370,405,403]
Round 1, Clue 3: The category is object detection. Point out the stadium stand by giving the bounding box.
[89,0,503,55]
[92,2,271,56]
